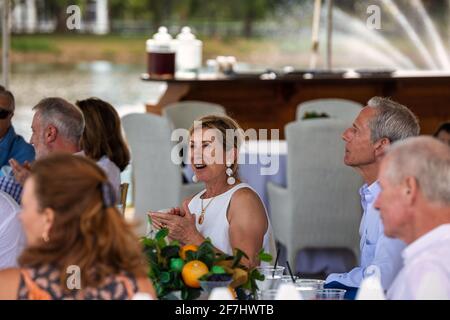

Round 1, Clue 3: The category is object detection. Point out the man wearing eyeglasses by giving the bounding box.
[0,87,35,176]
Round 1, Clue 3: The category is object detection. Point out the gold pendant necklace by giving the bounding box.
[199,196,216,225]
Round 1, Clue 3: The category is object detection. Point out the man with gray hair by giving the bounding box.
[0,97,85,202]
[0,97,84,268]
[325,97,420,298]
[375,136,450,299]
[10,97,85,183]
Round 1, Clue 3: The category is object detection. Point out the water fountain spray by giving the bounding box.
[334,8,417,69]
[410,0,450,70]
[380,0,438,69]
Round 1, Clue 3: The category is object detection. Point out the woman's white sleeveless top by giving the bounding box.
[188,183,273,258]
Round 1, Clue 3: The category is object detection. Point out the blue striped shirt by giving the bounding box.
[0,173,23,204]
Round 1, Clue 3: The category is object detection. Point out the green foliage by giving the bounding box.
[258,249,273,263]
[302,111,330,120]
[11,37,58,53]
[211,265,226,274]
[141,230,272,300]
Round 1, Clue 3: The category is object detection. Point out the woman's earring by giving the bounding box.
[42,232,49,243]
[226,163,235,185]
[192,174,198,183]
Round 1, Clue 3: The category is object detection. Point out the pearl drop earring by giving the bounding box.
[226,163,235,185]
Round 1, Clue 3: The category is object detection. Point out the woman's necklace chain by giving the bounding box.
[199,195,216,225]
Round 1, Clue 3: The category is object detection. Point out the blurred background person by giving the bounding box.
[0,154,155,300]
[0,190,25,270]
[76,97,131,198]
[433,122,450,146]
[375,136,450,300]
[0,86,35,176]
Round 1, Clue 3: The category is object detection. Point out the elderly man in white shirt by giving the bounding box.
[375,136,450,300]
[0,190,25,269]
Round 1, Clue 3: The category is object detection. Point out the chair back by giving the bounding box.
[119,183,129,215]
[282,119,362,257]
[162,101,226,130]
[296,98,362,125]
[122,113,184,235]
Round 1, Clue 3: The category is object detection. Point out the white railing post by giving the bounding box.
[2,0,11,89]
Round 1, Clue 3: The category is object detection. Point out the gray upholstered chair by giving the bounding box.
[296,98,363,125]
[122,113,203,235]
[162,100,226,130]
[267,118,363,269]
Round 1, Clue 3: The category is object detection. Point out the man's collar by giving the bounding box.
[0,125,14,142]
[359,181,381,199]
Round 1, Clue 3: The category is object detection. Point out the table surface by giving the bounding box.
[141,70,450,83]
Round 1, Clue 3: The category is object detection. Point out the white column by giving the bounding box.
[94,0,109,35]
[25,0,37,33]
[2,0,11,89]
[310,0,322,69]
[325,0,333,70]
[12,0,24,33]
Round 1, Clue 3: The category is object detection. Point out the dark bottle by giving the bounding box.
[146,27,176,79]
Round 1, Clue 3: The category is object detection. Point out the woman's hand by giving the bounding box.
[148,202,204,245]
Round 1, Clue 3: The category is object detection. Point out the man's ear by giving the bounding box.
[45,125,58,144]
[374,138,390,158]
[404,176,419,206]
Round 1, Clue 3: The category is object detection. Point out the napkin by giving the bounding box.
[356,266,386,300]
[132,292,154,300]
[209,287,234,300]
[275,283,304,300]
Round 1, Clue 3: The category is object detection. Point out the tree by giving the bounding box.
[228,0,276,38]
[44,0,85,33]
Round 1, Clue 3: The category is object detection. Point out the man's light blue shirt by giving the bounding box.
[325,181,405,290]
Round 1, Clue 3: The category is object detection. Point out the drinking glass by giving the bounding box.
[314,289,346,300]
[294,279,325,300]
[256,266,285,292]
[258,289,279,300]
[280,275,299,284]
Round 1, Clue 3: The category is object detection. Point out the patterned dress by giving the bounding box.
[17,265,138,300]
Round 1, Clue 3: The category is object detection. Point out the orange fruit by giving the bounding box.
[179,244,198,260]
[181,260,209,288]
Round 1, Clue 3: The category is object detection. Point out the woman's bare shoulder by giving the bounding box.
[0,268,21,299]
[232,186,262,204]
[136,276,157,299]
[229,186,266,218]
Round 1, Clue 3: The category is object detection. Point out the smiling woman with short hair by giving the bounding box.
[149,115,273,268]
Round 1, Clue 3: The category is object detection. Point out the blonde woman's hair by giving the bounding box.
[189,114,244,172]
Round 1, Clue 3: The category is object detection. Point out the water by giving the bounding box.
[334,8,417,69]
[10,61,166,140]
[322,1,450,70]
[380,0,439,69]
[294,279,325,300]
[410,0,450,69]
[256,275,282,292]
